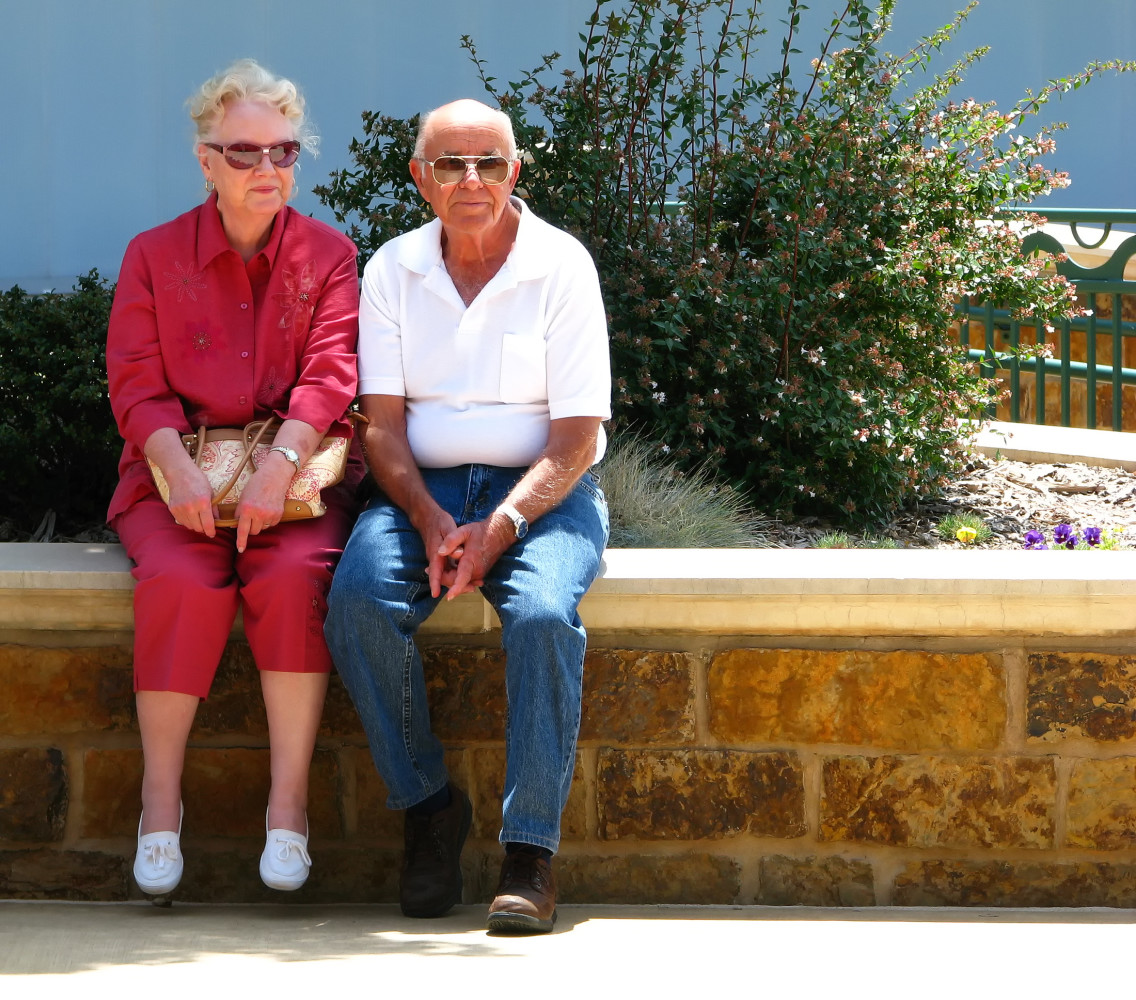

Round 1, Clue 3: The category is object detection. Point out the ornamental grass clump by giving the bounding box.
[815,530,855,549]
[936,512,992,545]
[598,432,772,547]
[316,0,1133,525]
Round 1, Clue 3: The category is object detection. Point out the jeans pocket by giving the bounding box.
[578,471,606,507]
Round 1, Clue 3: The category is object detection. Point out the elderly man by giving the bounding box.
[324,99,610,933]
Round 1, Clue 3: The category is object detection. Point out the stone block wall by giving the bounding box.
[4,638,1136,907]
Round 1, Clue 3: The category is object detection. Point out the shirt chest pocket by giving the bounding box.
[498,329,547,404]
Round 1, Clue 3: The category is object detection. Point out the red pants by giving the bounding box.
[113,489,357,698]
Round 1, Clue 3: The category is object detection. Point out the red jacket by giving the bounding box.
[106,195,360,520]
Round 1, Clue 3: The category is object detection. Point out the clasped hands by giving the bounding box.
[424,512,516,601]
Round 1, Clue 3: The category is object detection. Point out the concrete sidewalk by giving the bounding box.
[2,902,1134,998]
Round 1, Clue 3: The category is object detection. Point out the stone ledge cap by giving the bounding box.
[594,548,1136,598]
[0,544,134,590]
[4,543,1134,600]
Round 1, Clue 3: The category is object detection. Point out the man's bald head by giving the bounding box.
[413,99,518,160]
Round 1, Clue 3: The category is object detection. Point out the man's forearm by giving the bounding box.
[489,416,601,531]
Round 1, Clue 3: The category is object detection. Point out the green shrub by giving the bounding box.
[313,113,431,266]
[316,0,1131,524]
[0,271,120,536]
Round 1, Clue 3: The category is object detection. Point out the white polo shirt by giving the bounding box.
[358,198,611,469]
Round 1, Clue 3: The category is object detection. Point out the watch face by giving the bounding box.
[270,446,300,471]
[514,516,528,539]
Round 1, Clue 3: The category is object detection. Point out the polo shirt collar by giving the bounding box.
[196,192,289,268]
[507,198,557,281]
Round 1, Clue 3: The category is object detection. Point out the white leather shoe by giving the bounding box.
[133,804,183,895]
[260,810,311,891]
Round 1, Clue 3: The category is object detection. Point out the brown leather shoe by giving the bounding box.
[399,783,471,918]
[486,851,557,934]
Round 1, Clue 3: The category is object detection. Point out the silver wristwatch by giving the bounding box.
[267,445,301,475]
[497,502,529,539]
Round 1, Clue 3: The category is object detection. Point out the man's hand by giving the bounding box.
[421,508,463,597]
[435,513,515,600]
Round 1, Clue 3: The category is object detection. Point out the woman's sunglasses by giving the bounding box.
[421,155,513,185]
[204,141,301,170]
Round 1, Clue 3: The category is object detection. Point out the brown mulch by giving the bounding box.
[762,455,1136,549]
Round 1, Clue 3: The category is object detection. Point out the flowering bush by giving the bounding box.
[316,0,1132,522]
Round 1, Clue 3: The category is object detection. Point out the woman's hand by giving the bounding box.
[233,450,295,552]
[165,464,218,536]
[232,420,321,551]
[144,428,218,536]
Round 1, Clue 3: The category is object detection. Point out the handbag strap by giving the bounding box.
[191,426,208,467]
[207,418,278,506]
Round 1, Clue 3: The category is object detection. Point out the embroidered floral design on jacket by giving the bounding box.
[163,261,207,303]
[274,260,319,329]
[261,365,285,404]
[192,331,212,351]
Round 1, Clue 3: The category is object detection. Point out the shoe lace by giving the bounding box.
[499,853,548,892]
[142,840,180,869]
[271,836,312,866]
[405,814,452,867]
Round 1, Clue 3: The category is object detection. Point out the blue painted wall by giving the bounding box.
[2,0,1132,290]
[884,0,1135,210]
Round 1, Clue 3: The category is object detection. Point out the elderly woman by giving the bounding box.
[106,59,360,897]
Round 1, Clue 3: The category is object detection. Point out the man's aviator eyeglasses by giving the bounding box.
[204,141,301,170]
[420,155,513,186]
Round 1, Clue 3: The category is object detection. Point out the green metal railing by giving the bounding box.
[962,208,1136,431]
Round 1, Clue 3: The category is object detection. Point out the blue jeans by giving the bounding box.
[325,465,608,853]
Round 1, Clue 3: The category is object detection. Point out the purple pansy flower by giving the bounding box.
[1052,524,1079,549]
[1083,526,1102,547]
[1022,530,1048,550]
